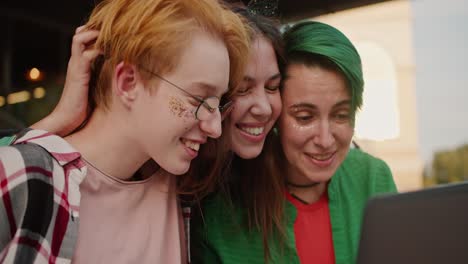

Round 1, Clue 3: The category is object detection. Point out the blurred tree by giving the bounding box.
[428,143,468,186]
[422,165,436,187]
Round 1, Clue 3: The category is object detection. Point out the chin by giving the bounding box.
[234,146,263,160]
[164,162,190,176]
[308,168,338,182]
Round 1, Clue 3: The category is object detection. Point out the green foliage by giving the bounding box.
[425,144,468,187]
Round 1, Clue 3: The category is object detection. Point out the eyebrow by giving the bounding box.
[290,99,351,110]
[268,73,282,82]
[192,82,228,96]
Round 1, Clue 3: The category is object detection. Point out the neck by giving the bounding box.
[65,108,149,180]
[286,167,327,204]
[288,182,327,204]
[286,180,320,188]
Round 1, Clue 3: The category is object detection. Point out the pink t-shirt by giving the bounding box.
[72,161,187,264]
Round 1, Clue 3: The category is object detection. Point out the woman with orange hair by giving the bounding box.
[0,0,250,263]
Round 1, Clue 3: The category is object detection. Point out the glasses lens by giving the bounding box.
[196,97,220,121]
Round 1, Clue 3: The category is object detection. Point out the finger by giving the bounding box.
[71,30,100,55]
[75,25,85,34]
[82,49,103,63]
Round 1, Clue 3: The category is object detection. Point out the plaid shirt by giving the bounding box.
[0,129,87,263]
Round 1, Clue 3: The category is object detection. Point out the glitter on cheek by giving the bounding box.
[169,96,191,118]
[292,122,315,131]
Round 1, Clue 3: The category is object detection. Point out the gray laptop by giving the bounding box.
[357,182,468,264]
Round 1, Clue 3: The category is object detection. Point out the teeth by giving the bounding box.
[240,126,264,136]
[182,139,200,151]
[310,153,333,161]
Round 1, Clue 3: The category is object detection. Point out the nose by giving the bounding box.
[313,120,335,149]
[250,88,272,119]
[199,110,222,139]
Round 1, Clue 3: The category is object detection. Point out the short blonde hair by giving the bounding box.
[86,0,251,108]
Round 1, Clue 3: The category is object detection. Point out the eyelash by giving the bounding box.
[188,97,202,107]
[294,112,350,123]
[236,85,280,96]
[236,86,251,96]
[295,114,315,122]
[334,113,351,122]
[265,86,280,93]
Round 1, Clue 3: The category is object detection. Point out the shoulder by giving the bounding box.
[192,191,245,239]
[5,129,82,166]
[0,144,68,263]
[335,148,397,193]
[196,192,234,223]
[341,148,391,175]
[0,144,56,224]
[0,130,69,202]
[0,143,55,190]
[1,143,54,170]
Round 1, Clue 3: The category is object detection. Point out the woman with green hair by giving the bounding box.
[192,21,397,264]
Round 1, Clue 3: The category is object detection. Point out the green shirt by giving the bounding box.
[192,148,397,264]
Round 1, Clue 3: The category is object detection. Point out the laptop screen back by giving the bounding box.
[357,182,468,264]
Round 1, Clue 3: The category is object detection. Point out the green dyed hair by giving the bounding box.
[283,21,364,116]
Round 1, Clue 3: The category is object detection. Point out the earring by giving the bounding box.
[273,127,279,135]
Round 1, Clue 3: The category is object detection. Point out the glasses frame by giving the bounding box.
[140,66,233,121]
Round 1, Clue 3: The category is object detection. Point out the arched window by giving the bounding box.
[354,41,400,141]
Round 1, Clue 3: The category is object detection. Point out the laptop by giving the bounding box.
[357,182,468,264]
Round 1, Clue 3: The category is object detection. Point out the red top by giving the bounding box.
[285,190,335,264]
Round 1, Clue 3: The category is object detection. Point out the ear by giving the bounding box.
[113,62,140,108]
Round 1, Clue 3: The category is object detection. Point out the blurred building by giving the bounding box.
[0,0,395,127]
[0,0,94,128]
[314,0,423,191]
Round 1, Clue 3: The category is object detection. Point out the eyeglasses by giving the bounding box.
[140,66,233,121]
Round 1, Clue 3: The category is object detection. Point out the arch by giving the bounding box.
[354,41,400,141]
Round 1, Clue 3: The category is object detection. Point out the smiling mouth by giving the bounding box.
[307,152,335,161]
[236,125,265,136]
[181,138,200,151]
[305,152,337,168]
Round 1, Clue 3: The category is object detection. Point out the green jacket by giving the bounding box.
[192,148,397,264]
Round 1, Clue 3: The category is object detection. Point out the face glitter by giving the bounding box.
[169,96,190,118]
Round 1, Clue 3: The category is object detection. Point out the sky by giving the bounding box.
[411,0,468,163]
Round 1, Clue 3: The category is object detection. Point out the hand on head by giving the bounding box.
[31,26,102,136]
